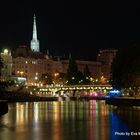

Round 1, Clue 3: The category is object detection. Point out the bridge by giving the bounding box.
[29,84,112,97]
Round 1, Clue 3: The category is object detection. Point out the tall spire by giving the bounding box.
[33,15,37,40]
[31,14,40,52]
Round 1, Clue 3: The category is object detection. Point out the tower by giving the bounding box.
[30,15,40,52]
[97,49,117,79]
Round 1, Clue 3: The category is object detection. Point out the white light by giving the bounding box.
[35,76,38,80]
[4,49,8,54]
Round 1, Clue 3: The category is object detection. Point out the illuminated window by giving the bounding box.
[32,61,37,64]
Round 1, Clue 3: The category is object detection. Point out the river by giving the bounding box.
[0,101,140,140]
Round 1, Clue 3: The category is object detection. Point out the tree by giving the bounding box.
[66,56,82,85]
[111,41,140,94]
[83,65,91,84]
[41,73,53,85]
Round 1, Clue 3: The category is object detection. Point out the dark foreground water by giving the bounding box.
[0,101,140,140]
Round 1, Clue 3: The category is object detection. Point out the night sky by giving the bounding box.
[0,0,140,60]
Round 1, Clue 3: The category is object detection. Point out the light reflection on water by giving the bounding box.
[0,101,140,140]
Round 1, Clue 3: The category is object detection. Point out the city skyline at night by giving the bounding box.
[1,1,140,140]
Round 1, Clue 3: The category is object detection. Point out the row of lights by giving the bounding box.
[39,86,112,91]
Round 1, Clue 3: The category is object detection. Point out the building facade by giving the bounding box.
[12,46,62,84]
[0,49,12,81]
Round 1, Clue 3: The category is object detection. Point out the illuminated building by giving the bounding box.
[12,46,62,84]
[11,15,117,85]
[11,15,63,84]
[0,49,12,81]
[97,49,117,79]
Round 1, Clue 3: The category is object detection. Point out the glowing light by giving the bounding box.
[54,73,59,77]
[107,89,121,97]
[95,79,98,82]
[90,92,98,97]
[4,49,8,54]
[35,76,38,80]
[109,90,120,94]
[32,61,37,64]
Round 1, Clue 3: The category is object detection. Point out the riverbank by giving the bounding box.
[106,97,140,106]
[0,91,106,102]
[0,100,8,116]
[1,96,105,102]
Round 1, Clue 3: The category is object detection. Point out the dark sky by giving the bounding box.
[0,0,140,59]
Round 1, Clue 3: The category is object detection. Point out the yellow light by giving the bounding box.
[54,73,59,77]
[4,49,8,54]
[20,71,24,74]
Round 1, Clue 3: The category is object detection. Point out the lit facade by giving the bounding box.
[12,46,103,84]
[12,46,63,85]
[0,49,12,81]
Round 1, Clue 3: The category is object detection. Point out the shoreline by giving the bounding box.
[0,100,8,116]
[1,96,106,102]
[106,97,140,106]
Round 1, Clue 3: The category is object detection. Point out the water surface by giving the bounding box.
[0,101,140,140]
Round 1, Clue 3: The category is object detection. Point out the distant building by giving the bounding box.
[11,15,64,85]
[0,49,12,81]
[10,15,117,85]
[97,49,117,79]
[12,46,58,84]
[12,45,103,84]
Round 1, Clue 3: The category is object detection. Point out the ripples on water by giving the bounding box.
[0,101,140,140]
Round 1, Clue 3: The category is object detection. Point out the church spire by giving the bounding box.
[31,14,40,52]
[33,15,37,40]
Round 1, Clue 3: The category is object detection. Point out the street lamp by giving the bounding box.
[4,49,8,54]
[20,71,24,77]
[54,73,59,77]
[17,71,24,77]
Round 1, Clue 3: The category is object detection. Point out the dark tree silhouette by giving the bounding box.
[111,41,140,94]
[83,65,91,84]
[66,55,82,85]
